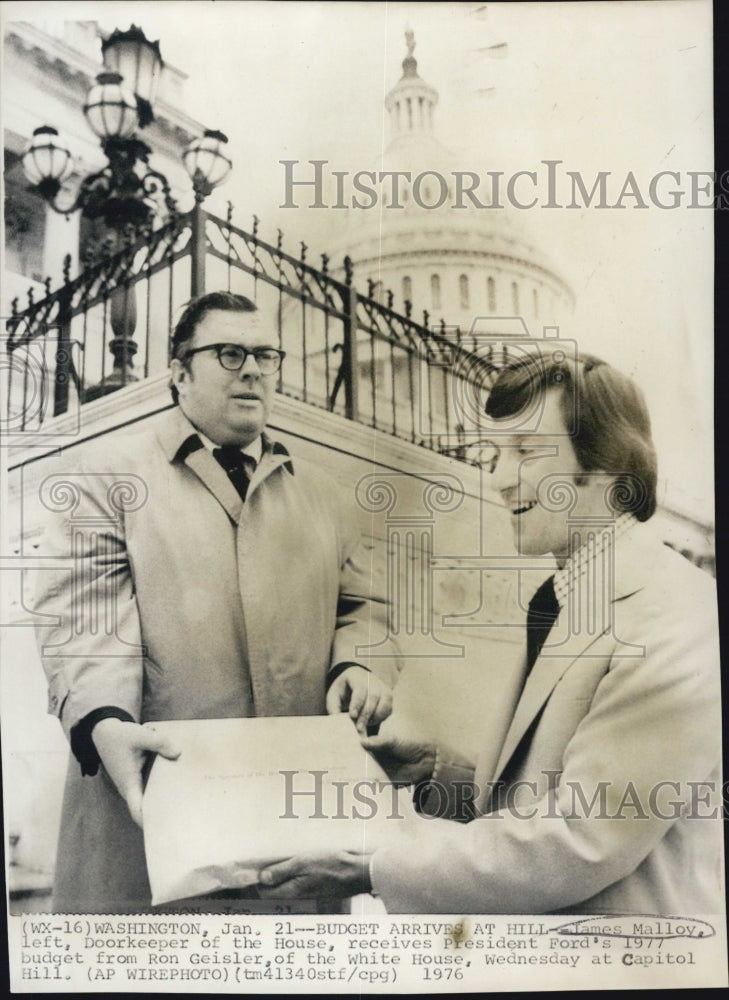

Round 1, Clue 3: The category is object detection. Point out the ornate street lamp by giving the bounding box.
[20,126,75,201]
[101,25,163,127]
[19,24,232,400]
[21,26,232,233]
[183,130,234,202]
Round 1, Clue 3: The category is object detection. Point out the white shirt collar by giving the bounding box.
[196,430,263,466]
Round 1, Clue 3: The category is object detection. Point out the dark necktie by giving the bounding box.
[526,574,560,671]
[213,446,255,501]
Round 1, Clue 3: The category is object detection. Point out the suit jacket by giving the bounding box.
[372,522,723,914]
[33,407,397,912]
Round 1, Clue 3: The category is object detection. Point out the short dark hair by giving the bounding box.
[169,292,258,404]
[485,351,657,521]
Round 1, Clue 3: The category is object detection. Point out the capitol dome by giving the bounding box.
[330,30,575,336]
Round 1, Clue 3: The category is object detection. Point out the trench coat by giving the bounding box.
[33,406,397,912]
[371,522,723,914]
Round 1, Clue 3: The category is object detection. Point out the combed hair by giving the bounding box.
[169,292,257,403]
[485,351,657,521]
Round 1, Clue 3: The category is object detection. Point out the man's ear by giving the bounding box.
[574,469,609,489]
[170,358,189,394]
[577,470,623,516]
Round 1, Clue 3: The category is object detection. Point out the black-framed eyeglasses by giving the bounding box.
[183,343,286,374]
[463,438,550,474]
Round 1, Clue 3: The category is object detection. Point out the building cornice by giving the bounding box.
[4,23,204,149]
[346,246,575,304]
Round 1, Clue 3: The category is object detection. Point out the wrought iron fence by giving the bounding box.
[4,204,507,453]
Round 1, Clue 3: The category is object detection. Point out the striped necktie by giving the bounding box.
[213,446,256,501]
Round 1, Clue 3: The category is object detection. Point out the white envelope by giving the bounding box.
[142,714,416,905]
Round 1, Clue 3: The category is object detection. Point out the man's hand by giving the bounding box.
[91,718,180,828]
[361,732,436,786]
[326,666,393,734]
[258,850,373,900]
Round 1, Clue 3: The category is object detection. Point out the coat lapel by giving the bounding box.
[492,624,607,781]
[491,521,659,783]
[245,444,294,504]
[184,447,244,524]
[155,408,296,524]
[155,407,243,523]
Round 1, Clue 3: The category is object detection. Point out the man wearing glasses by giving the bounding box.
[34,291,397,913]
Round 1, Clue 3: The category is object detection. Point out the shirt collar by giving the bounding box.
[195,428,263,466]
[159,407,292,472]
[553,512,637,609]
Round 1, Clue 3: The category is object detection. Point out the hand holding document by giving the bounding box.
[142,714,416,906]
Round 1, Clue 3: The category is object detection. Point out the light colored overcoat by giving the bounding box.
[372,523,723,915]
[34,407,396,911]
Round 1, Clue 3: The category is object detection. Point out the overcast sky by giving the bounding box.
[3,0,715,521]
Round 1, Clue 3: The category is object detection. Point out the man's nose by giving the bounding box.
[238,352,261,377]
[490,448,519,493]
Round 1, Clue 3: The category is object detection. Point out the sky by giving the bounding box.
[2,0,715,521]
